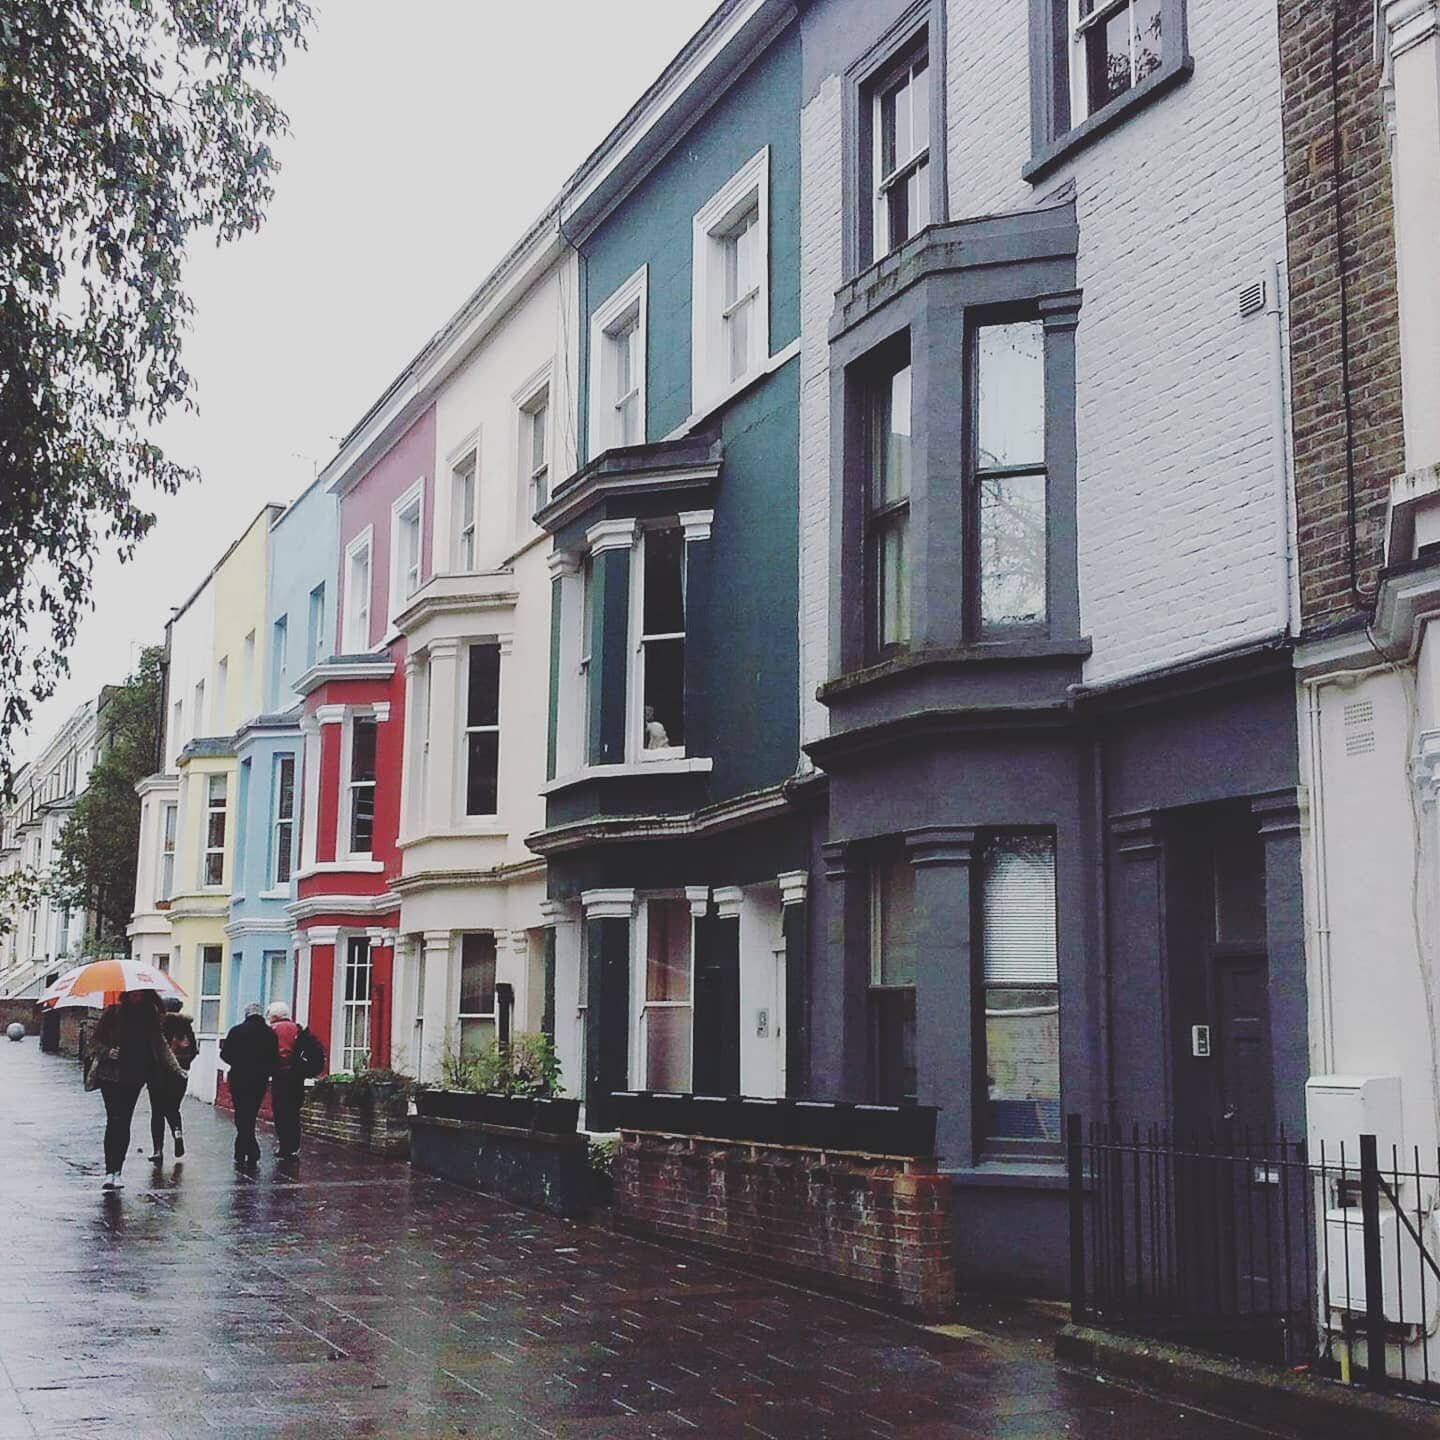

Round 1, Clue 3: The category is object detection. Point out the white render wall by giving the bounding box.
[797,0,1292,740]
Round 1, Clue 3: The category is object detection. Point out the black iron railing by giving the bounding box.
[1069,1117,1440,1400]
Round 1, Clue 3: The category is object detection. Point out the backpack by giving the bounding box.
[293,1025,326,1079]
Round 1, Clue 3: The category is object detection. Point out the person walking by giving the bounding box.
[148,996,198,1163]
[219,1002,278,1173]
[88,990,184,1191]
[266,1002,305,1160]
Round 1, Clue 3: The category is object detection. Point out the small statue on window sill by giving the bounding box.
[644,705,671,750]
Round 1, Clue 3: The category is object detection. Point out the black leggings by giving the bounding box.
[100,1081,144,1173]
[148,1075,187,1153]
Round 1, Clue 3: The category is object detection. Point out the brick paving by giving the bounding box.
[0,1042,1293,1439]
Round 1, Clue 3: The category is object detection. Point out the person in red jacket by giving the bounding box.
[266,1001,304,1160]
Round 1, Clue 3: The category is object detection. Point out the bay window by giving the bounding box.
[202,774,227,887]
[866,357,912,656]
[641,899,693,1091]
[347,716,377,855]
[340,935,372,1072]
[869,853,916,1105]
[637,527,685,756]
[464,643,500,816]
[974,319,1048,634]
[458,932,497,1059]
[979,834,1060,1154]
[271,754,296,887]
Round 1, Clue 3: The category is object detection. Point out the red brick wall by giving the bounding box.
[614,1132,956,1318]
[1281,0,1406,630]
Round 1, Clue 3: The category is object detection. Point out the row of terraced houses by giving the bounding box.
[5,0,1440,1317]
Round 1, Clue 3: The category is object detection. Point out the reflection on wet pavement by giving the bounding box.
[0,1043,1293,1438]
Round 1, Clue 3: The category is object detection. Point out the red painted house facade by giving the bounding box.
[290,406,436,1071]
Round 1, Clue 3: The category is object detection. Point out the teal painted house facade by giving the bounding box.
[535,3,808,1128]
[225,477,338,1025]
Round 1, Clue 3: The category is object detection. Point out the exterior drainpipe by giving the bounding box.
[1093,729,1117,1129]
[1268,259,1296,638]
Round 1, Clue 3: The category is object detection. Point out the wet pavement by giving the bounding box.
[0,1042,1295,1439]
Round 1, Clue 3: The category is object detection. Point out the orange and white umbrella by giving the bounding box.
[39,959,187,1010]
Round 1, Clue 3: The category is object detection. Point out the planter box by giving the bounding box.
[411,1116,595,1218]
[611,1091,937,1157]
[413,1090,579,1134]
[302,1086,411,1157]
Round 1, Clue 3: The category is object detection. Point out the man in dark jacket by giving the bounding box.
[220,1002,278,1172]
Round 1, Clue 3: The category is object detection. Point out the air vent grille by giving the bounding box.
[1343,700,1376,757]
[1238,280,1266,317]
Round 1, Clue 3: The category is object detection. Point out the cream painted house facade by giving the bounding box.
[384,221,576,1084]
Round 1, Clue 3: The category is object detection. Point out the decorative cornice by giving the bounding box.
[538,897,581,925]
[547,548,582,580]
[1109,810,1161,860]
[314,704,347,727]
[396,573,520,636]
[1252,788,1303,839]
[285,890,401,923]
[821,840,857,882]
[389,856,545,895]
[223,916,293,939]
[585,518,639,555]
[685,885,711,917]
[421,929,454,950]
[526,783,789,856]
[581,887,636,920]
[539,435,724,536]
[294,656,395,697]
[905,826,978,867]
[678,509,714,543]
[133,773,179,799]
[777,870,808,907]
[712,885,744,919]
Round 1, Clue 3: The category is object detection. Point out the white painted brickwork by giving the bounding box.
[798,0,1292,718]
[798,73,843,750]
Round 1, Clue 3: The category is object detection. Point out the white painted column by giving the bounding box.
[419,929,454,1083]
[541,899,583,1099]
[424,640,462,835]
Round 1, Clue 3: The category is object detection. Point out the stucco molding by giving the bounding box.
[223,917,293,940]
[547,548,582,580]
[389,857,545,895]
[905,826,979,868]
[1251,788,1304,839]
[313,704,347,728]
[294,657,395,698]
[821,840,858,882]
[777,870,809,908]
[305,926,341,947]
[421,930,454,950]
[584,518,640,555]
[1413,731,1440,805]
[1382,0,1440,58]
[285,890,401,923]
[1109,810,1162,861]
[538,898,581,926]
[581,887,637,920]
[712,885,744,919]
[685,885,711,917]
[678,509,715,543]
[396,575,520,636]
[133,773,179,799]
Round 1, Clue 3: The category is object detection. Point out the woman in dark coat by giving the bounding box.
[148,996,198,1163]
[89,991,184,1190]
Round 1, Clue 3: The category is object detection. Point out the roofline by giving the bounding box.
[167,502,286,628]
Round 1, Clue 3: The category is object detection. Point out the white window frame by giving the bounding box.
[516,367,553,523]
[871,46,931,263]
[343,526,374,654]
[588,266,648,459]
[242,630,256,714]
[463,642,501,820]
[199,944,224,1035]
[214,657,228,732]
[451,449,478,573]
[1069,0,1165,128]
[202,773,227,889]
[270,753,297,888]
[194,680,206,736]
[340,711,379,860]
[307,582,327,666]
[159,802,177,902]
[339,934,373,1072]
[389,478,426,626]
[263,949,294,1011]
[457,931,499,1059]
[271,615,288,708]
[691,148,770,411]
[632,896,695,1093]
[628,526,685,763]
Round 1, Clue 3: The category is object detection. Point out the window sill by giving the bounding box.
[1023,54,1193,183]
[944,1161,1066,1191]
[668,339,801,443]
[396,824,507,848]
[258,887,292,901]
[541,757,715,795]
[293,859,386,879]
[818,638,1092,703]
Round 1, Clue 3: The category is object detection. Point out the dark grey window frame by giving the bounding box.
[1024,0,1192,183]
[843,0,948,279]
[828,210,1083,683]
[860,333,914,660]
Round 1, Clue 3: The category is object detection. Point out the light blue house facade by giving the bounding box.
[225,477,338,1025]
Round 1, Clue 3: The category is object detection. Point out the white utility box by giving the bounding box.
[1306,1075,1403,1167]
[1325,1205,1440,1329]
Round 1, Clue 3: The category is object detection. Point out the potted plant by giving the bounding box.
[413,1033,579,1134]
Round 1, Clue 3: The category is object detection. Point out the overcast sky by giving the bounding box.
[16,0,717,768]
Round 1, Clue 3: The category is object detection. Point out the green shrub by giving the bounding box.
[436,1032,562,1098]
[313,1067,415,1100]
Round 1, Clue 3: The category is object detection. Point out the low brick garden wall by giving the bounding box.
[614,1131,956,1318]
[0,999,40,1035]
[302,1088,410,1158]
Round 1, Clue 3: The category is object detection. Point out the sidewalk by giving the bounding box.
[0,1041,1299,1438]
